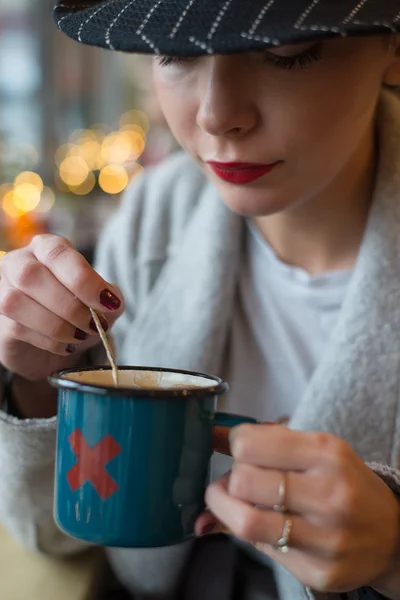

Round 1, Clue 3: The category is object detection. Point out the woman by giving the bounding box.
[1,1,400,599]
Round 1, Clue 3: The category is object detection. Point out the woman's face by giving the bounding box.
[152,37,400,217]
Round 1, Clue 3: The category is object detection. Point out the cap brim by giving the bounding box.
[54,0,400,56]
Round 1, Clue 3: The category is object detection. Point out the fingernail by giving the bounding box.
[66,344,77,354]
[90,316,109,333]
[74,328,89,341]
[100,289,121,311]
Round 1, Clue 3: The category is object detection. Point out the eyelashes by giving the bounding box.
[157,55,194,67]
[156,44,323,71]
[263,44,323,70]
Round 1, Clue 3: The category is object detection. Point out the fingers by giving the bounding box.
[0,315,77,357]
[219,464,340,523]
[205,477,344,560]
[0,241,125,336]
[29,234,123,313]
[1,248,92,331]
[229,424,350,472]
[194,511,223,536]
[0,286,93,345]
[228,463,309,515]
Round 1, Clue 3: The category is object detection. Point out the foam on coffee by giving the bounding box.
[62,369,216,391]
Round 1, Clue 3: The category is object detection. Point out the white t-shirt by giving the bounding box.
[213,222,352,480]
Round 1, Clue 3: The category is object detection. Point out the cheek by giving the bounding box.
[278,67,380,172]
[153,70,199,150]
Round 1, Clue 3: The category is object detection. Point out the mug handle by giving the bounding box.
[212,412,259,455]
[214,412,259,427]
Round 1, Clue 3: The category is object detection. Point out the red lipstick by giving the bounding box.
[207,161,280,184]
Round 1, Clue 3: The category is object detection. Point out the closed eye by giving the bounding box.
[263,44,323,70]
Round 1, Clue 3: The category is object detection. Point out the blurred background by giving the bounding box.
[0,0,177,264]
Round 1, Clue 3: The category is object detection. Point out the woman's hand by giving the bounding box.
[0,234,125,382]
[200,424,400,593]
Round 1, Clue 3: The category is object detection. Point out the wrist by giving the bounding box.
[4,350,91,419]
[8,374,58,419]
[370,497,400,599]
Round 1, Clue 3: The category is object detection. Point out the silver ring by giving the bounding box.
[273,472,287,513]
[274,515,292,554]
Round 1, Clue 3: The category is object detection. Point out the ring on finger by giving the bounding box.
[274,514,292,554]
[273,472,287,513]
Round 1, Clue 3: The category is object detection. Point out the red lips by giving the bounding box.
[207,161,280,184]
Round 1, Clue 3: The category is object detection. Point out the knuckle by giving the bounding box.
[30,234,48,248]
[310,432,350,464]
[231,425,255,461]
[310,431,337,453]
[44,242,71,266]
[229,465,251,498]
[0,288,21,317]
[31,233,70,251]
[327,481,356,519]
[15,261,43,289]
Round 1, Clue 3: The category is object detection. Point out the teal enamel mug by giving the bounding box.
[49,366,257,548]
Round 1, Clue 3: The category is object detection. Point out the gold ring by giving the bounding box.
[275,514,292,554]
[273,472,287,513]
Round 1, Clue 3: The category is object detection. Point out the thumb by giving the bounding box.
[195,511,227,536]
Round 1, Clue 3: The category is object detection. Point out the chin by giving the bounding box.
[218,187,292,217]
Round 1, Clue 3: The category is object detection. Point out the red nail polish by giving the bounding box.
[100,289,121,311]
[74,328,89,341]
[66,344,77,354]
[90,316,109,333]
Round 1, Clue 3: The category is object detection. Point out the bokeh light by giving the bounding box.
[14,171,44,192]
[120,123,146,138]
[0,109,151,228]
[99,165,129,194]
[76,140,102,171]
[35,187,56,213]
[119,109,150,133]
[0,184,11,198]
[68,171,96,196]
[55,143,75,166]
[59,156,90,187]
[13,183,41,212]
[54,169,70,192]
[92,123,110,137]
[69,129,98,143]
[123,129,146,160]
[101,132,132,165]
[2,190,24,218]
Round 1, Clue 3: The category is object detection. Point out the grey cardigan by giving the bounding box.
[2,91,400,600]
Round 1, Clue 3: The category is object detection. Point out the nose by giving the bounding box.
[196,56,258,138]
